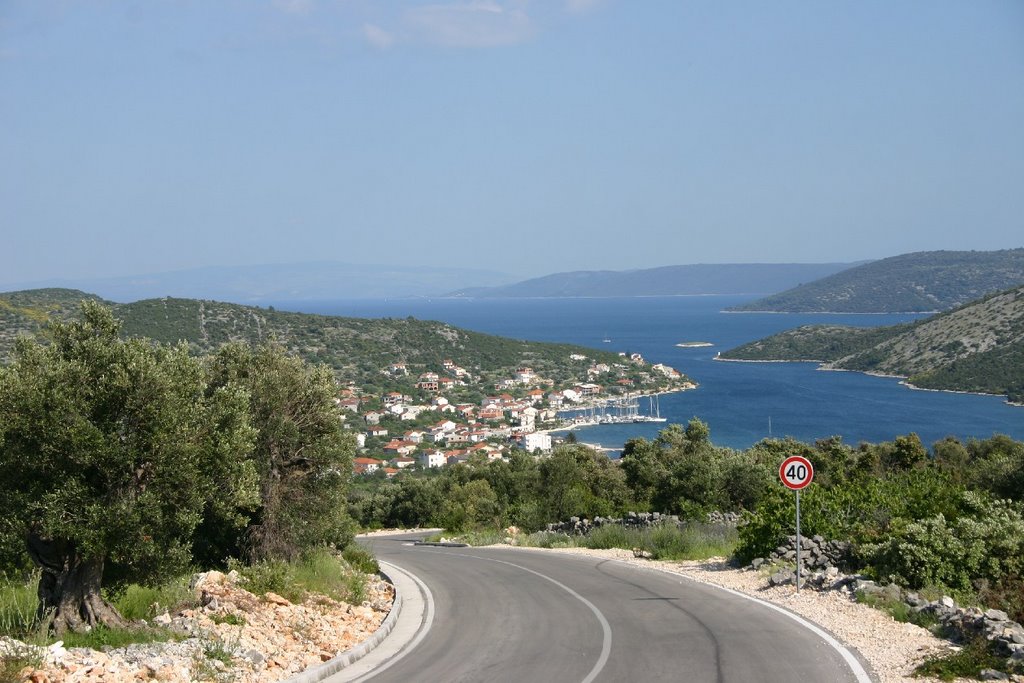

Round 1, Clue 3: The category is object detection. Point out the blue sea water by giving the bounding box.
[268,296,1024,452]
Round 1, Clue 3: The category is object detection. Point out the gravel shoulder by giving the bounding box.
[5,570,394,683]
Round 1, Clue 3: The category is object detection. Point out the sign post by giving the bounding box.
[779,455,814,592]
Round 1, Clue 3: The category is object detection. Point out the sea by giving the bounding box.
[266,295,1024,453]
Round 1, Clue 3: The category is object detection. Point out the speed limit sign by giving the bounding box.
[779,455,814,490]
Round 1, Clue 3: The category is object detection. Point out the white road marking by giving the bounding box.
[344,560,435,683]
[439,550,613,683]
[609,559,874,683]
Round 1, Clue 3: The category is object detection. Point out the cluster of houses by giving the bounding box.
[345,354,688,476]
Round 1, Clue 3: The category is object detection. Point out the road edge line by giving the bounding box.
[439,550,612,683]
[608,558,875,683]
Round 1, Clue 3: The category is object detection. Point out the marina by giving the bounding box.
[558,393,668,428]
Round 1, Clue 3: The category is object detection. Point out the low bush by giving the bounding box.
[111,576,196,621]
[854,591,938,631]
[233,548,372,606]
[59,626,181,651]
[913,636,1013,681]
[342,544,379,575]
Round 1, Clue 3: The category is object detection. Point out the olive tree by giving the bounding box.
[0,303,256,634]
[205,342,355,562]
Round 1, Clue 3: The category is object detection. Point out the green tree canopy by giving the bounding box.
[0,302,256,633]
[204,342,356,563]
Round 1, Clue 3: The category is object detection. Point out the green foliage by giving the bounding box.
[728,248,1024,313]
[203,342,355,564]
[860,493,1024,593]
[719,324,901,363]
[539,445,631,521]
[58,625,181,650]
[453,529,506,546]
[0,574,41,640]
[518,523,737,561]
[620,420,774,519]
[913,637,1012,681]
[723,284,1024,400]
[0,302,257,619]
[341,545,380,575]
[854,590,938,630]
[232,548,372,606]
[210,612,245,627]
[110,577,196,622]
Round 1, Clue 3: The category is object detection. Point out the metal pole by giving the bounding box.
[795,489,801,592]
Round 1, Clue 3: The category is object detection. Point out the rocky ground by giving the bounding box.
[2,569,393,683]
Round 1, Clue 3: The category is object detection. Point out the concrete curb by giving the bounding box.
[285,568,403,683]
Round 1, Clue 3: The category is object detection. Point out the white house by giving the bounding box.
[419,450,447,468]
[519,432,552,453]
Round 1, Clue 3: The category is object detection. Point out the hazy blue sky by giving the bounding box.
[3,0,1023,285]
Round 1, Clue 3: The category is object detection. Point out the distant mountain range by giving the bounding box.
[720,284,1024,403]
[445,263,860,298]
[2,262,518,303]
[727,249,1024,313]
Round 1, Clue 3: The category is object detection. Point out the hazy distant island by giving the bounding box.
[445,262,859,298]
[726,249,1024,313]
[1,261,520,303]
[676,342,714,348]
[720,284,1024,405]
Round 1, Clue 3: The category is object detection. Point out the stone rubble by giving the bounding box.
[751,535,1024,673]
[3,569,394,683]
[545,510,741,536]
[528,544,958,682]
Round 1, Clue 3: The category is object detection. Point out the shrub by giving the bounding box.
[860,493,1024,594]
[112,577,195,621]
[913,636,1012,681]
[341,545,379,575]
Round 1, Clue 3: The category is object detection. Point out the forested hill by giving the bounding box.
[0,289,632,389]
[720,285,1024,403]
[726,249,1024,313]
[446,262,857,298]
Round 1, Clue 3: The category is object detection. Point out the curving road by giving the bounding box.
[340,534,873,683]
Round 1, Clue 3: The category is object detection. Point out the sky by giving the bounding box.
[2,0,1023,285]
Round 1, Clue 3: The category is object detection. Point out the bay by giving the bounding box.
[267,296,1024,452]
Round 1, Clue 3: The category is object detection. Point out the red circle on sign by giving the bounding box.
[779,456,814,490]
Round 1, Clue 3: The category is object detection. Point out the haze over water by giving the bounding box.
[272,295,1024,452]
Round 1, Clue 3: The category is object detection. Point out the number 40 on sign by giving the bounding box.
[779,455,814,592]
[779,455,813,490]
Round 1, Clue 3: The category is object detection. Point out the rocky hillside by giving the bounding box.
[727,249,1024,313]
[721,285,1024,403]
[0,289,655,392]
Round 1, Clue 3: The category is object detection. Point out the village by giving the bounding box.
[343,352,694,476]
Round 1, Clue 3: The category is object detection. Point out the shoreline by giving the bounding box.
[713,356,825,364]
[721,309,937,315]
[537,384,694,437]
[717,356,1021,407]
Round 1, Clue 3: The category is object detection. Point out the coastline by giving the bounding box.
[538,384,695,437]
[716,356,1021,407]
[721,309,937,315]
[713,356,824,364]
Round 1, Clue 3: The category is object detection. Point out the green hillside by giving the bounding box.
[721,285,1024,403]
[0,289,676,394]
[727,249,1024,313]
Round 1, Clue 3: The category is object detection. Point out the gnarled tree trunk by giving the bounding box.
[27,531,126,635]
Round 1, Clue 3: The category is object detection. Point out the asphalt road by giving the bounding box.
[351,534,873,683]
